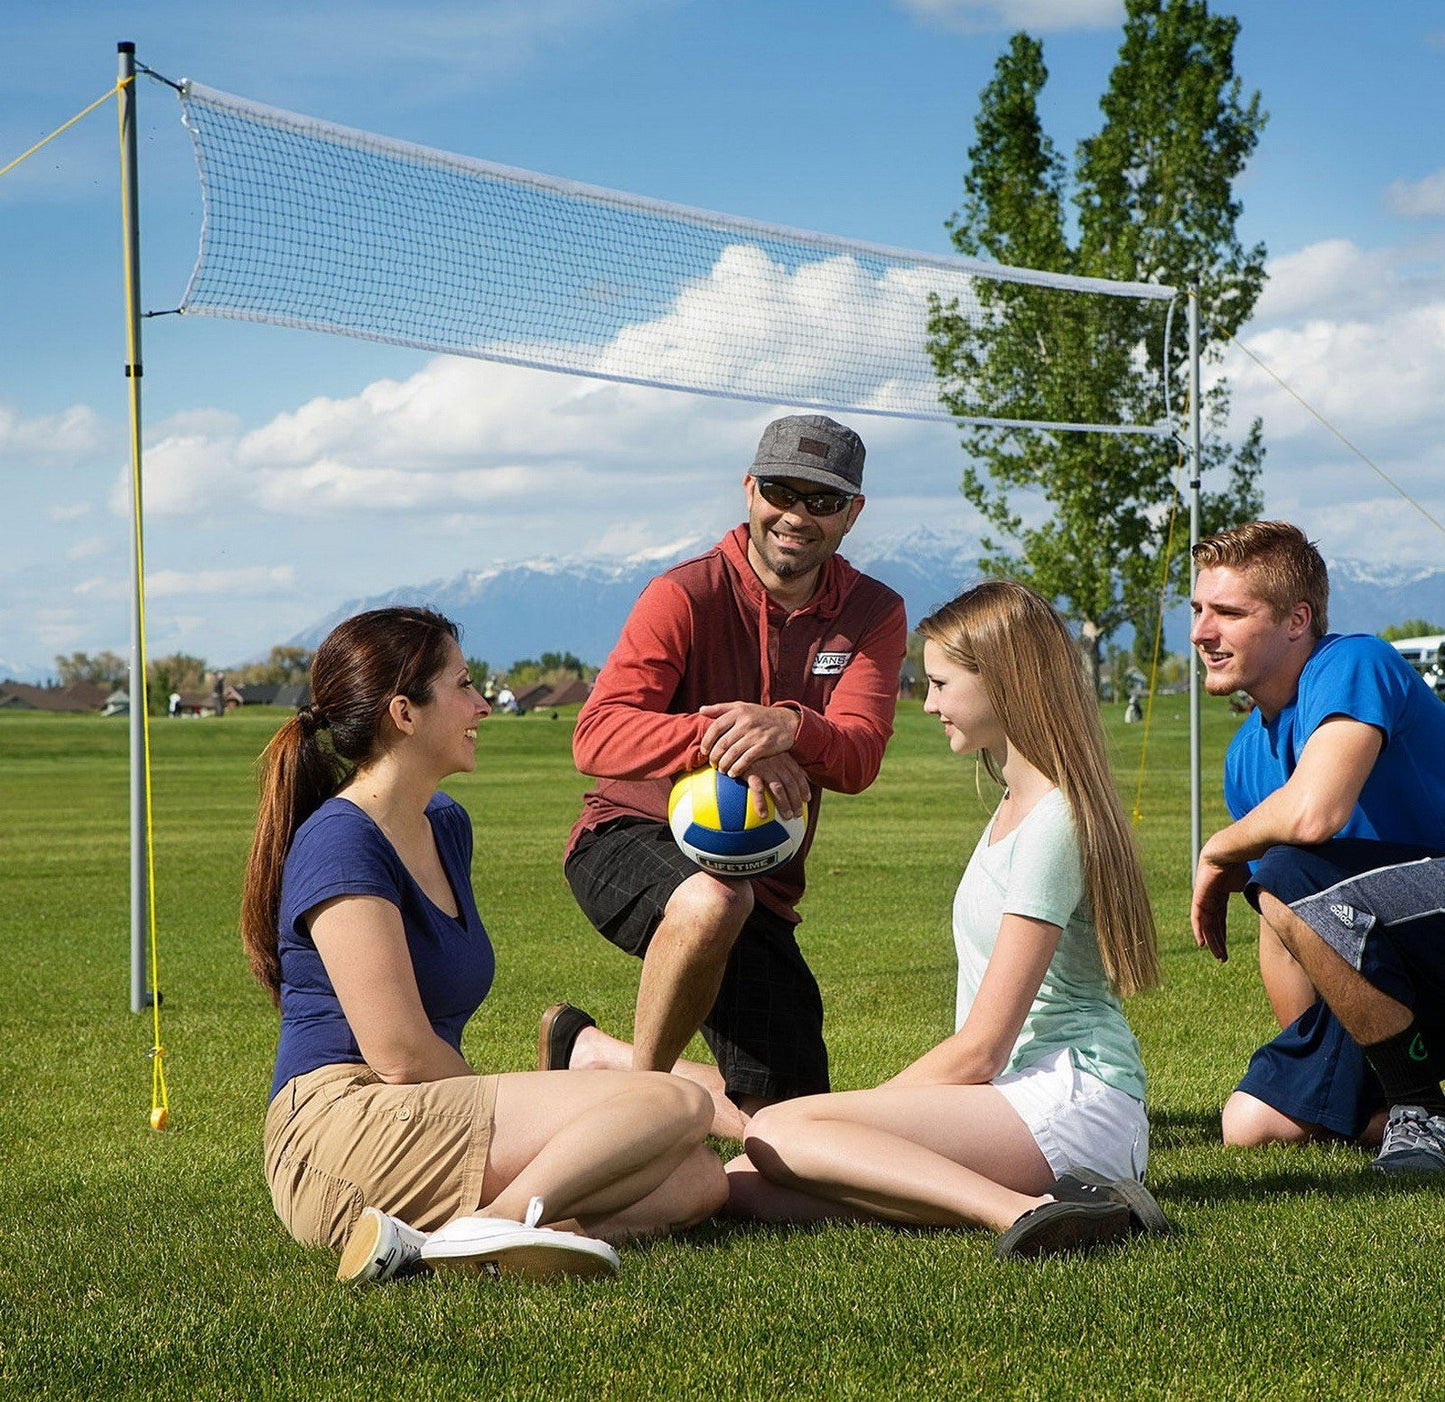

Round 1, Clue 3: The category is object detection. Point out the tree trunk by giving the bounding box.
[1079,618,1104,699]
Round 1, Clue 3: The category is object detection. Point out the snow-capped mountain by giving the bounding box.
[292,535,1445,673]
[291,526,986,670]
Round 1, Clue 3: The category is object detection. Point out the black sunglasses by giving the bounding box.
[754,479,857,518]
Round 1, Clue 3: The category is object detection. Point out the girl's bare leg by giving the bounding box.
[737,1083,1054,1233]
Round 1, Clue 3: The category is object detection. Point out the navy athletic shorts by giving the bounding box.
[1236,839,1445,1138]
[565,817,829,1104]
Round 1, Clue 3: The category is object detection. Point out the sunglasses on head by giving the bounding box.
[754,478,857,518]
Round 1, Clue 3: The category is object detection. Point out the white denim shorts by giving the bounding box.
[993,1046,1149,1181]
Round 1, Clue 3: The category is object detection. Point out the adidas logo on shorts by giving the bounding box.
[1329,902,1357,927]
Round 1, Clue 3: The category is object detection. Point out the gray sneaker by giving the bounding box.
[1052,1169,1172,1235]
[994,1198,1132,1261]
[1371,1105,1445,1175]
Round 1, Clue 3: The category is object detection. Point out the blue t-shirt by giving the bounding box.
[1225,633,1445,843]
[270,792,495,1100]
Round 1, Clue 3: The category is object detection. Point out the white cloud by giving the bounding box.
[897,0,1121,34]
[65,536,111,562]
[108,428,254,520]
[1225,240,1445,458]
[1386,169,1445,220]
[74,564,298,602]
[147,565,298,599]
[1211,237,1445,563]
[588,245,957,415]
[1251,239,1394,322]
[0,404,105,460]
[154,246,969,532]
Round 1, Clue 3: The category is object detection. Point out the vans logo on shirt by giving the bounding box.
[812,651,852,675]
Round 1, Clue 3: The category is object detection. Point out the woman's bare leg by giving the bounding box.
[477,1070,721,1238]
[739,1084,1054,1233]
[569,1023,748,1139]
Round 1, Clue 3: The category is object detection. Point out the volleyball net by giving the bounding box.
[175,80,1177,433]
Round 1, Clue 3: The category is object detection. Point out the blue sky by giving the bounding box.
[3,1,1444,678]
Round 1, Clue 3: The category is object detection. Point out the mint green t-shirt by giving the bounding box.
[952,786,1146,1102]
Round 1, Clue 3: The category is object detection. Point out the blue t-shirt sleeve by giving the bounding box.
[1296,634,1410,746]
[282,806,402,940]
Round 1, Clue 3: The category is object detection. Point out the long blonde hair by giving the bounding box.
[917,581,1159,996]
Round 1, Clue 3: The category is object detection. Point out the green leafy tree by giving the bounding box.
[148,653,209,712]
[54,650,128,687]
[507,651,595,688]
[1379,620,1445,642]
[928,0,1266,691]
[232,645,314,687]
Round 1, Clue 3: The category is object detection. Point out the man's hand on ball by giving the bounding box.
[739,752,809,821]
[699,701,800,774]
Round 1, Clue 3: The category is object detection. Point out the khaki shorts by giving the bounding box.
[264,1062,500,1249]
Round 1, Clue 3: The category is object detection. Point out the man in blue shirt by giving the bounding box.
[1191,520,1445,1173]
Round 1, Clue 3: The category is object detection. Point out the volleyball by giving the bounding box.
[667,766,807,876]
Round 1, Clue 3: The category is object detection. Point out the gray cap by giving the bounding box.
[749,414,865,494]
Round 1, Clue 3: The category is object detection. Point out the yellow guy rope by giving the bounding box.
[113,77,171,1132]
[0,80,127,180]
[1224,329,1445,543]
[1129,436,1187,826]
[4,80,169,1128]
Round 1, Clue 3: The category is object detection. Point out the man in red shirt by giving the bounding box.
[546,415,908,1135]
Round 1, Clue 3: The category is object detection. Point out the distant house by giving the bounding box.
[235,682,282,707]
[273,682,311,710]
[0,681,110,713]
[537,678,591,709]
[102,689,129,716]
[510,683,552,714]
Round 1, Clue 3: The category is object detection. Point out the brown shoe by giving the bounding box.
[538,1003,596,1072]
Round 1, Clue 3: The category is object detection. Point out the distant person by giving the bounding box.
[213,671,227,718]
[545,414,907,1137]
[1191,521,1445,1172]
[168,691,182,719]
[241,607,725,1284]
[496,684,517,714]
[1124,694,1143,724]
[724,583,1165,1259]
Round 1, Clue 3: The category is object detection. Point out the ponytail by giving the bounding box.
[239,714,342,1004]
[238,606,460,1005]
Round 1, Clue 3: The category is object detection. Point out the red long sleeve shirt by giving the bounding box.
[567,524,907,922]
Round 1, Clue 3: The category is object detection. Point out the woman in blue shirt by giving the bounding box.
[242,607,725,1283]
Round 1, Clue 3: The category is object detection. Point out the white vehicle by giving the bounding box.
[1389,635,1445,695]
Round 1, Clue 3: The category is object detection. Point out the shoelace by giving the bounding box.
[1387,1108,1445,1148]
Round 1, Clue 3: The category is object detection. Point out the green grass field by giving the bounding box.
[2,700,1442,1400]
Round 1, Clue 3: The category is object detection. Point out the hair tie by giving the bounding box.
[297,703,327,735]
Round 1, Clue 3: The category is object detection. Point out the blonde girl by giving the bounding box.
[727,582,1165,1258]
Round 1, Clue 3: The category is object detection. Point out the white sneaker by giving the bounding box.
[420,1196,621,1281]
[337,1207,429,1283]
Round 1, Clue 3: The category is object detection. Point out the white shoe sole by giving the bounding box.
[421,1221,621,1281]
